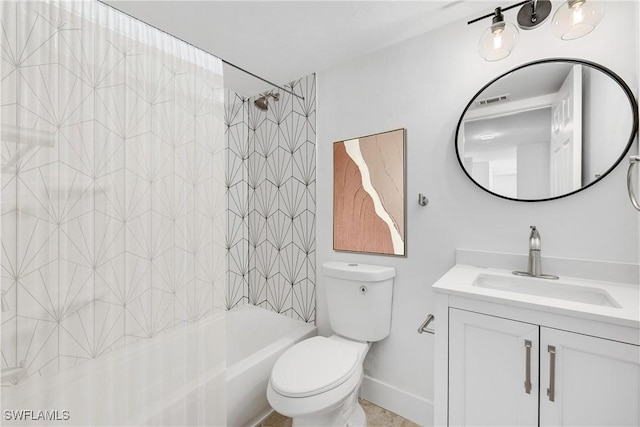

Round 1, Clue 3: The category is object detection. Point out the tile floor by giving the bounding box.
[259,399,421,427]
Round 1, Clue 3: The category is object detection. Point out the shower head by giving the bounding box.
[254,92,280,111]
[254,96,268,111]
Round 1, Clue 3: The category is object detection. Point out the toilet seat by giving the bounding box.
[270,336,359,398]
[267,336,371,420]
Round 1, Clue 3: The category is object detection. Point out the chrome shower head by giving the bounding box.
[254,96,269,111]
[254,92,280,111]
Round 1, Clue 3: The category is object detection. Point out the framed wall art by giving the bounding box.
[333,128,406,256]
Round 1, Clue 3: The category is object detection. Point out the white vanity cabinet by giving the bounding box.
[433,265,640,427]
[448,309,539,427]
[539,327,639,427]
[448,308,640,427]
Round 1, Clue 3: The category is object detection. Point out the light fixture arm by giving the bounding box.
[467,0,531,25]
[492,7,504,24]
[468,0,552,30]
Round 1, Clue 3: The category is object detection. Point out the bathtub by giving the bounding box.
[1,305,316,426]
[226,306,316,426]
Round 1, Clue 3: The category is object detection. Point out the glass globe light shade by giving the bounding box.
[478,20,519,62]
[552,0,605,40]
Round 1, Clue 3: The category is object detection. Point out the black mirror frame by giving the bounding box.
[455,58,639,202]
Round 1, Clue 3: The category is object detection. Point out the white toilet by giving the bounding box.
[267,261,395,427]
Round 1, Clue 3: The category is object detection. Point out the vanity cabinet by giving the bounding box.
[448,309,538,427]
[539,327,639,427]
[447,308,640,427]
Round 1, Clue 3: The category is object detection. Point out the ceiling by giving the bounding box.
[470,62,572,108]
[103,0,507,97]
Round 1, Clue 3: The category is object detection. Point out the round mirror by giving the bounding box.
[455,59,638,202]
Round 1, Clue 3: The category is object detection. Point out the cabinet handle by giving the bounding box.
[524,339,532,394]
[547,345,556,402]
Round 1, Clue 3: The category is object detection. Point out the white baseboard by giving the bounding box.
[360,375,433,427]
[249,408,275,427]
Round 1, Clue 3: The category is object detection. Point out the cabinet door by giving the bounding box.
[540,328,640,427]
[449,309,539,427]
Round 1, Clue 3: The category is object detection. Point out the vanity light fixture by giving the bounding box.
[551,0,605,40]
[516,0,553,29]
[477,7,519,62]
[469,0,605,61]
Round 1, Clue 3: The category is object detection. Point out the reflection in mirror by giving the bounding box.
[456,59,638,201]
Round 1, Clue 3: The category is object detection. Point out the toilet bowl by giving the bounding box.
[266,262,396,427]
[266,336,370,426]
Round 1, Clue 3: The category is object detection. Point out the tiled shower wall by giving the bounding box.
[225,74,316,322]
[1,2,226,378]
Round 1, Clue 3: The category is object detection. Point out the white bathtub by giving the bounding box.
[1,305,316,426]
[226,305,316,426]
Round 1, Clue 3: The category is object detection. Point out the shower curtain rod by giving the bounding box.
[221,60,304,100]
[98,0,305,100]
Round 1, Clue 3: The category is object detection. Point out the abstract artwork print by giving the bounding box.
[333,129,405,256]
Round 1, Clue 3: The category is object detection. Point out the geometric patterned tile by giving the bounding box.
[225,74,316,322]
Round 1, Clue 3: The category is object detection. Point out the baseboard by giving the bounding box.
[360,375,433,427]
[249,408,275,427]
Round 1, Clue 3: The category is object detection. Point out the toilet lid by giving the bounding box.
[271,336,359,398]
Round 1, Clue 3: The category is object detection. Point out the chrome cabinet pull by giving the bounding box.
[627,156,640,211]
[547,345,556,402]
[524,339,532,394]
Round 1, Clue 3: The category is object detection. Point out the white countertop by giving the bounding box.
[433,264,640,330]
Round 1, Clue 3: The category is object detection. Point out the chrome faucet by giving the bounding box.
[527,226,542,276]
[513,226,558,280]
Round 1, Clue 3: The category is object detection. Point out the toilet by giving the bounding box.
[267,261,395,427]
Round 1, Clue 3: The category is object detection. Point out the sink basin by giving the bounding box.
[472,274,621,308]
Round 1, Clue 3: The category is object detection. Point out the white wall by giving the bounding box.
[518,142,550,199]
[583,66,634,183]
[316,1,638,425]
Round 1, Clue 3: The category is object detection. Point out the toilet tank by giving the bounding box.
[322,262,395,342]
